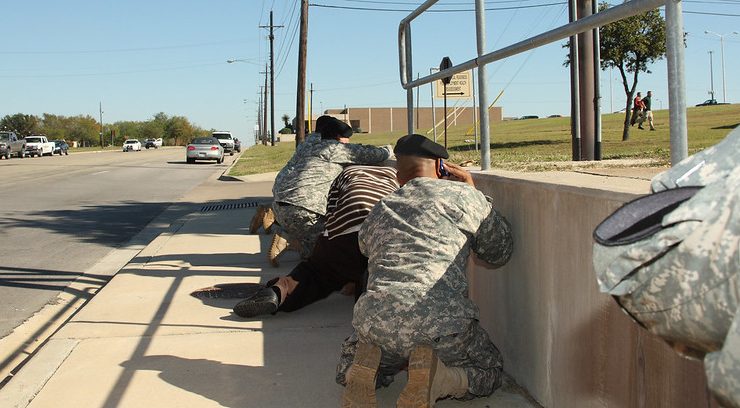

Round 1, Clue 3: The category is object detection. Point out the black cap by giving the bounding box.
[319,116,353,139]
[393,134,449,159]
[315,115,331,134]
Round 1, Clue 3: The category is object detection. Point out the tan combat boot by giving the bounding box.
[341,342,381,408]
[396,345,468,408]
[261,206,275,233]
[249,205,266,234]
[268,232,289,267]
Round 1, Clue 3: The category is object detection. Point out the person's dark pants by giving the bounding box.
[277,231,368,312]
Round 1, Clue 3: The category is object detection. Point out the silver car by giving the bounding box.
[186,137,224,164]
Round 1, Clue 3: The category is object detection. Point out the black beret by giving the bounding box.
[314,115,331,133]
[393,134,449,159]
[319,116,353,139]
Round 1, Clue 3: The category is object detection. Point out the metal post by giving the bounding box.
[416,73,420,130]
[577,0,595,160]
[472,69,478,151]
[99,101,103,148]
[405,25,414,135]
[708,51,715,100]
[443,83,448,149]
[666,0,688,165]
[474,0,490,170]
[720,35,727,103]
[592,0,602,160]
[430,67,438,142]
[569,0,581,161]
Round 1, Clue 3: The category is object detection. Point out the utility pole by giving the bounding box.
[257,87,264,143]
[708,50,715,100]
[99,101,104,148]
[260,11,283,146]
[295,0,308,145]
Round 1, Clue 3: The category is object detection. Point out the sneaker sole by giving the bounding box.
[397,345,437,408]
[342,342,381,408]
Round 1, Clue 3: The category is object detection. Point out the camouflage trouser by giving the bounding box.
[336,320,503,399]
[272,202,325,258]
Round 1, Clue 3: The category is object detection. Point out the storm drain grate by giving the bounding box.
[200,201,263,212]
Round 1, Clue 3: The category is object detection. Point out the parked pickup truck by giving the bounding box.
[0,130,27,158]
[24,135,55,157]
[212,131,235,156]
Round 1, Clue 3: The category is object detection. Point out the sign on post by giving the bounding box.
[434,70,472,99]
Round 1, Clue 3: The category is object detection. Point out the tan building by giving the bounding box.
[320,106,503,134]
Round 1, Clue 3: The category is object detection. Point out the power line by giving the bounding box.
[684,10,740,16]
[0,62,228,78]
[0,39,252,55]
[309,2,567,12]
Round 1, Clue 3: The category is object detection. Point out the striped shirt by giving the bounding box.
[325,165,399,240]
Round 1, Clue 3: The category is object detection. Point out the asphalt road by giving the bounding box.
[0,147,235,339]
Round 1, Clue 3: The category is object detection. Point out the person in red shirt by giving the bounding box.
[630,92,646,126]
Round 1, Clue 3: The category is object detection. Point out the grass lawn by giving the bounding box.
[229,104,739,176]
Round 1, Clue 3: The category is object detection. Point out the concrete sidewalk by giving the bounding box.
[0,173,536,408]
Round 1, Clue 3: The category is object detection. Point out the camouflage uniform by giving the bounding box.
[337,177,514,398]
[272,133,391,256]
[593,129,739,407]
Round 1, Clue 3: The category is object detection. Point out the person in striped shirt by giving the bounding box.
[233,164,399,318]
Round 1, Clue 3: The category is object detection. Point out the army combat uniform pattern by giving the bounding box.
[337,177,514,398]
[593,129,740,407]
[271,133,391,256]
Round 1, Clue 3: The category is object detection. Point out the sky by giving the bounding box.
[1,0,738,147]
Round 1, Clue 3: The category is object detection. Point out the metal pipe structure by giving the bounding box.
[399,0,666,90]
[430,67,438,142]
[474,0,490,169]
[666,0,688,165]
[405,25,414,135]
[398,0,686,166]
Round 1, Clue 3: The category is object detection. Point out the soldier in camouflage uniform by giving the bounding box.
[338,134,514,407]
[593,128,739,407]
[271,116,391,262]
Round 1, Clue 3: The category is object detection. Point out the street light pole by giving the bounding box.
[705,30,739,103]
[708,50,715,100]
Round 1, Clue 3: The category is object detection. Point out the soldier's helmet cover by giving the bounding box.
[393,134,449,159]
[319,116,353,140]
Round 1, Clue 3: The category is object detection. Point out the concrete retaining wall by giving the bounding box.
[469,171,719,408]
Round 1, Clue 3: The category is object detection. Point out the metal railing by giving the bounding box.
[398,0,688,169]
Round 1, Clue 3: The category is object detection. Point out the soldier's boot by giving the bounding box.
[249,205,267,234]
[232,276,297,318]
[268,232,290,267]
[397,345,468,408]
[261,206,276,233]
[341,342,381,408]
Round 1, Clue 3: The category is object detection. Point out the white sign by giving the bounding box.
[435,70,472,99]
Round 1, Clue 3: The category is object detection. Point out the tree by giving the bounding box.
[597,2,666,140]
[0,113,40,136]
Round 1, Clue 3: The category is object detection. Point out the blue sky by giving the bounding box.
[1,0,738,146]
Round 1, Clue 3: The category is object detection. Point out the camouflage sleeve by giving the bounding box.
[331,143,392,165]
[471,202,514,268]
[704,310,740,408]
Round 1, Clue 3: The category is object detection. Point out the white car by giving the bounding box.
[123,139,142,152]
